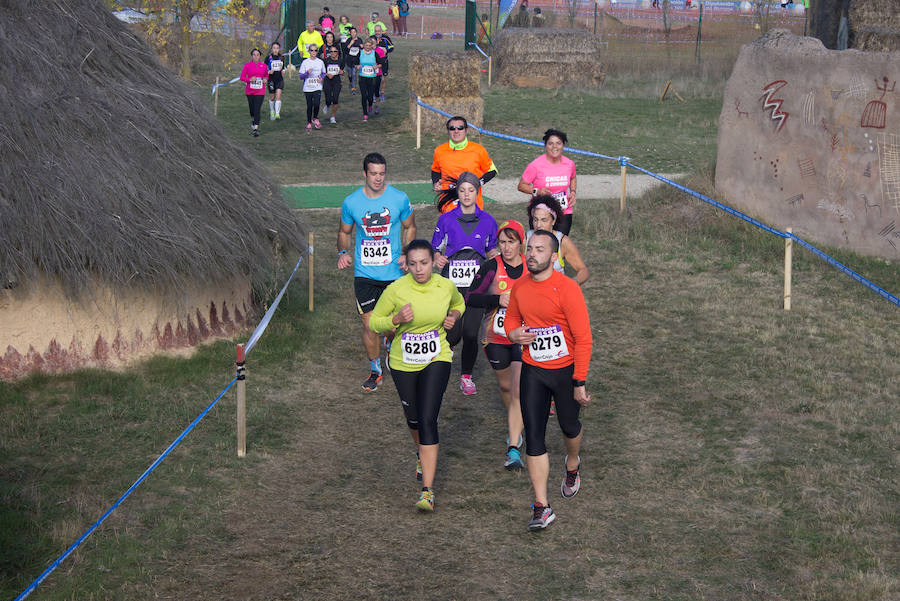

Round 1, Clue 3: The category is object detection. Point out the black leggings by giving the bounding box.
[390,361,451,446]
[446,306,483,375]
[323,79,341,106]
[246,94,264,126]
[359,76,377,114]
[520,362,580,456]
[304,90,321,123]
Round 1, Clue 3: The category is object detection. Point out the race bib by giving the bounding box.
[529,325,570,362]
[270,60,283,71]
[306,76,321,86]
[401,330,441,364]
[448,259,479,288]
[249,77,264,89]
[492,308,506,336]
[326,64,341,75]
[349,46,360,56]
[360,238,391,266]
[340,33,348,43]
[360,64,375,76]
[552,190,569,210]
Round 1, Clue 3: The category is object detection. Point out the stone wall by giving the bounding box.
[715,30,900,259]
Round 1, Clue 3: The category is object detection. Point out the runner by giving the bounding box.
[518,129,577,236]
[298,44,326,131]
[239,48,268,137]
[344,27,362,94]
[373,25,394,102]
[357,37,379,121]
[322,45,344,124]
[338,15,353,44]
[525,194,589,284]
[318,6,334,32]
[431,116,498,214]
[298,21,324,60]
[371,39,388,115]
[369,239,465,512]
[430,172,498,396]
[465,219,528,469]
[321,31,338,58]
[366,11,387,36]
[338,153,417,392]
[265,42,285,121]
[504,229,593,531]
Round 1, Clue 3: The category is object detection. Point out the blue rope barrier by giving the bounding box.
[15,377,239,601]
[626,161,899,308]
[245,253,305,356]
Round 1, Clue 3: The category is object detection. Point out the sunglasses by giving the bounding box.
[447,125,466,131]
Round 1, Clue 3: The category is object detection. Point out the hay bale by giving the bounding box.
[854,27,900,51]
[409,96,484,135]
[494,28,605,88]
[409,51,481,97]
[850,0,900,50]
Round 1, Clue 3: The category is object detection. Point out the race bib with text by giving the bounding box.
[529,325,570,362]
[401,330,441,364]
[360,238,392,266]
[448,259,479,288]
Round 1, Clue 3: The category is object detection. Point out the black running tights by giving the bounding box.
[446,306,483,375]
[359,76,377,115]
[520,362,581,456]
[304,90,321,123]
[390,361,451,446]
[246,94,264,126]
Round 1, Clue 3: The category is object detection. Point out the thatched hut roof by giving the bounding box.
[0,0,306,298]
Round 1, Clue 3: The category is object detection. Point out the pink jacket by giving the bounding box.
[240,61,268,95]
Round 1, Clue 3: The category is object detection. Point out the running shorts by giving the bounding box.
[354,277,392,314]
[484,342,522,371]
[267,75,284,93]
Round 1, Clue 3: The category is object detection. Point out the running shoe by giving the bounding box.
[329,116,336,124]
[561,455,581,499]
[361,371,382,392]
[373,105,380,115]
[269,112,275,121]
[504,446,524,470]
[252,129,259,137]
[459,375,476,396]
[313,118,321,129]
[416,453,422,481]
[528,503,555,531]
[275,113,281,120]
[363,114,368,121]
[351,87,357,95]
[306,123,312,132]
[416,488,435,512]
[380,93,386,102]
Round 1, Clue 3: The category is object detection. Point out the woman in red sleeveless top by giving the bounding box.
[465,219,529,470]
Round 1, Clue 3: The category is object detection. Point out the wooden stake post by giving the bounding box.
[416,102,422,149]
[235,343,246,457]
[784,227,793,310]
[308,232,315,312]
[214,76,220,116]
[619,162,627,213]
[487,56,492,86]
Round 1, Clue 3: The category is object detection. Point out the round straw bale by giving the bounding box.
[494,28,605,88]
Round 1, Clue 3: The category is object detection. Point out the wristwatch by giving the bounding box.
[572,379,586,387]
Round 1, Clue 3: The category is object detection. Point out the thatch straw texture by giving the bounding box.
[494,28,605,88]
[409,52,482,97]
[850,0,900,50]
[409,97,484,135]
[0,0,306,299]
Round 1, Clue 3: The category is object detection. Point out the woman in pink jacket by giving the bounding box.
[240,48,268,137]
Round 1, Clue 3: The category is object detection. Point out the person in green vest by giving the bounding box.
[298,20,324,59]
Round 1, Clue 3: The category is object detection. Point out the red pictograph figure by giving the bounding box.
[760,80,789,133]
[861,77,895,129]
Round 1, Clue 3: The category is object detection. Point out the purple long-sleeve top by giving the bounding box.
[431,205,498,259]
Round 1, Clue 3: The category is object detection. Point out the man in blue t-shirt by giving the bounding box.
[338,152,416,392]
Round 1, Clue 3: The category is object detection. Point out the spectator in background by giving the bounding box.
[478,13,491,44]
[390,1,401,34]
[367,12,387,36]
[532,7,545,27]
[398,0,410,36]
[515,0,530,27]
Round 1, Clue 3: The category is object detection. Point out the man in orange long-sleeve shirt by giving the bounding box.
[505,229,592,531]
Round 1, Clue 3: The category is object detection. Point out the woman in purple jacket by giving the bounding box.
[431,171,499,396]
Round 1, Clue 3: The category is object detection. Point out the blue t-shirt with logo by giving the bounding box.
[341,185,413,281]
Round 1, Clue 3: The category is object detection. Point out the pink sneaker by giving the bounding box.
[313,118,321,129]
[460,375,476,396]
[362,114,368,121]
[306,122,312,132]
